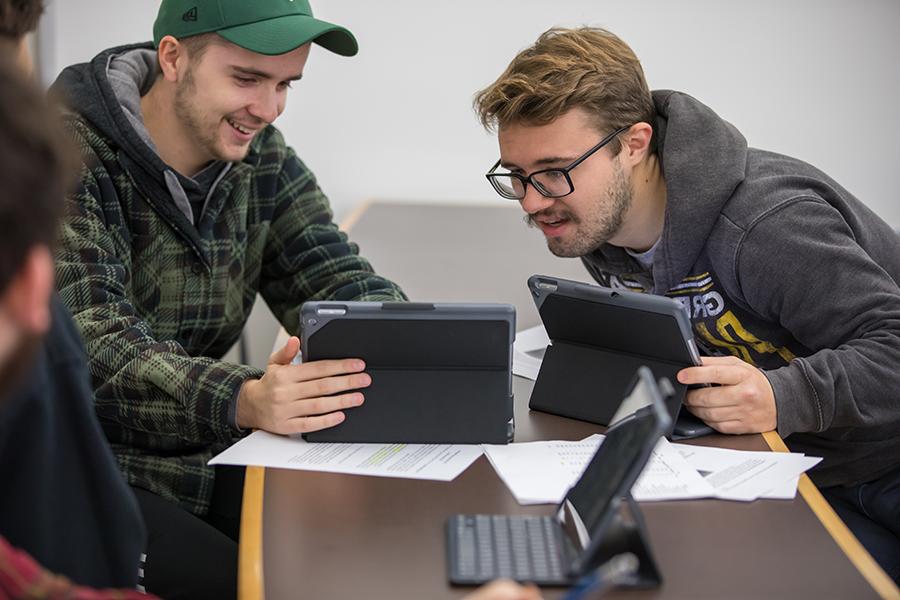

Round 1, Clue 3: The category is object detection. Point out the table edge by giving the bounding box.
[762,431,899,599]
[237,200,373,600]
[239,465,266,600]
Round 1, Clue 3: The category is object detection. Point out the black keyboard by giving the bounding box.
[447,514,570,585]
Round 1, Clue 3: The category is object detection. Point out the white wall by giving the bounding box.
[40,0,900,226]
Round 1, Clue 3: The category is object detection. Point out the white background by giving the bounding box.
[37,0,900,366]
[39,0,900,224]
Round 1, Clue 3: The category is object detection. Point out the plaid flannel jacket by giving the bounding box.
[56,117,406,515]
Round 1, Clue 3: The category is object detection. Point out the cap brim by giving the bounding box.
[217,14,358,57]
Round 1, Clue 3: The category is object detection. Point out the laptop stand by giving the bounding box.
[582,494,663,588]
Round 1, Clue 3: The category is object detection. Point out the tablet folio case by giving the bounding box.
[529,291,689,428]
[303,305,514,444]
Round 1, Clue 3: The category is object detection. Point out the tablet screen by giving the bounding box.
[555,370,667,566]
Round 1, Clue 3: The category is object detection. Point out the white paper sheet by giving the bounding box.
[763,476,801,500]
[209,430,483,482]
[512,325,549,380]
[672,443,820,501]
[482,436,717,505]
[632,438,719,501]
[481,436,601,505]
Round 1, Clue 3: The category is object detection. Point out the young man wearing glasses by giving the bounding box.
[476,27,900,582]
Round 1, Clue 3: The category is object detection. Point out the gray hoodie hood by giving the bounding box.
[51,42,231,229]
[106,47,160,154]
[583,90,747,294]
[653,91,747,293]
[51,43,166,184]
[582,90,900,489]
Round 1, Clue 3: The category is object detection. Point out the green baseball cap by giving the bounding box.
[153,0,358,57]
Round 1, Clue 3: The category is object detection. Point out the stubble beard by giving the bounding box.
[527,158,633,258]
[173,67,248,166]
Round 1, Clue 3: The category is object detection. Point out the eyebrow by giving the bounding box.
[230,65,304,82]
[500,155,578,171]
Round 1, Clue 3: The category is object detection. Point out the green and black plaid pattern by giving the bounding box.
[56,117,405,515]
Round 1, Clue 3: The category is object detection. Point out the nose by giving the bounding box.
[519,184,555,215]
[248,88,282,125]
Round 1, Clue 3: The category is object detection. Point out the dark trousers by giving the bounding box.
[131,466,245,600]
[821,465,900,583]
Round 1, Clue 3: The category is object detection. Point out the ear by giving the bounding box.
[2,246,55,335]
[157,35,189,83]
[619,122,654,168]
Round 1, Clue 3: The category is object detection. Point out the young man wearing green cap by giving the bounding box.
[50,1,405,597]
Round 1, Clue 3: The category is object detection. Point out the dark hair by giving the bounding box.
[0,0,43,38]
[0,57,74,292]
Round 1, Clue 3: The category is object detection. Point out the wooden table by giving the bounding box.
[239,202,898,600]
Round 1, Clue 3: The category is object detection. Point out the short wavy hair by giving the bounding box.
[474,27,656,154]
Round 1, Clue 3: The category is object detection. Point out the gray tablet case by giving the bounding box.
[527,275,708,437]
[300,301,515,444]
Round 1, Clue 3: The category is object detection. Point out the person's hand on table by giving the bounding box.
[235,336,369,434]
[463,579,543,600]
[678,355,777,434]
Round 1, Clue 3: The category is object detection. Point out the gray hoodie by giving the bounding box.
[584,90,900,488]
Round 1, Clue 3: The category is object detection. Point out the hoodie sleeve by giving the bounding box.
[55,131,262,450]
[257,144,407,334]
[735,197,900,437]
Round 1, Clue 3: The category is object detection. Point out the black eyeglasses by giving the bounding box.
[485,125,631,200]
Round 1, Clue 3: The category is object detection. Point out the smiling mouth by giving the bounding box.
[227,118,256,136]
[532,213,570,228]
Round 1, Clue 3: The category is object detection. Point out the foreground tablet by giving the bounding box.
[447,366,669,587]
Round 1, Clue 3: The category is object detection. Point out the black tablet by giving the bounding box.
[527,275,711,438]
[447,367,668,587]
[300,301,515,444]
